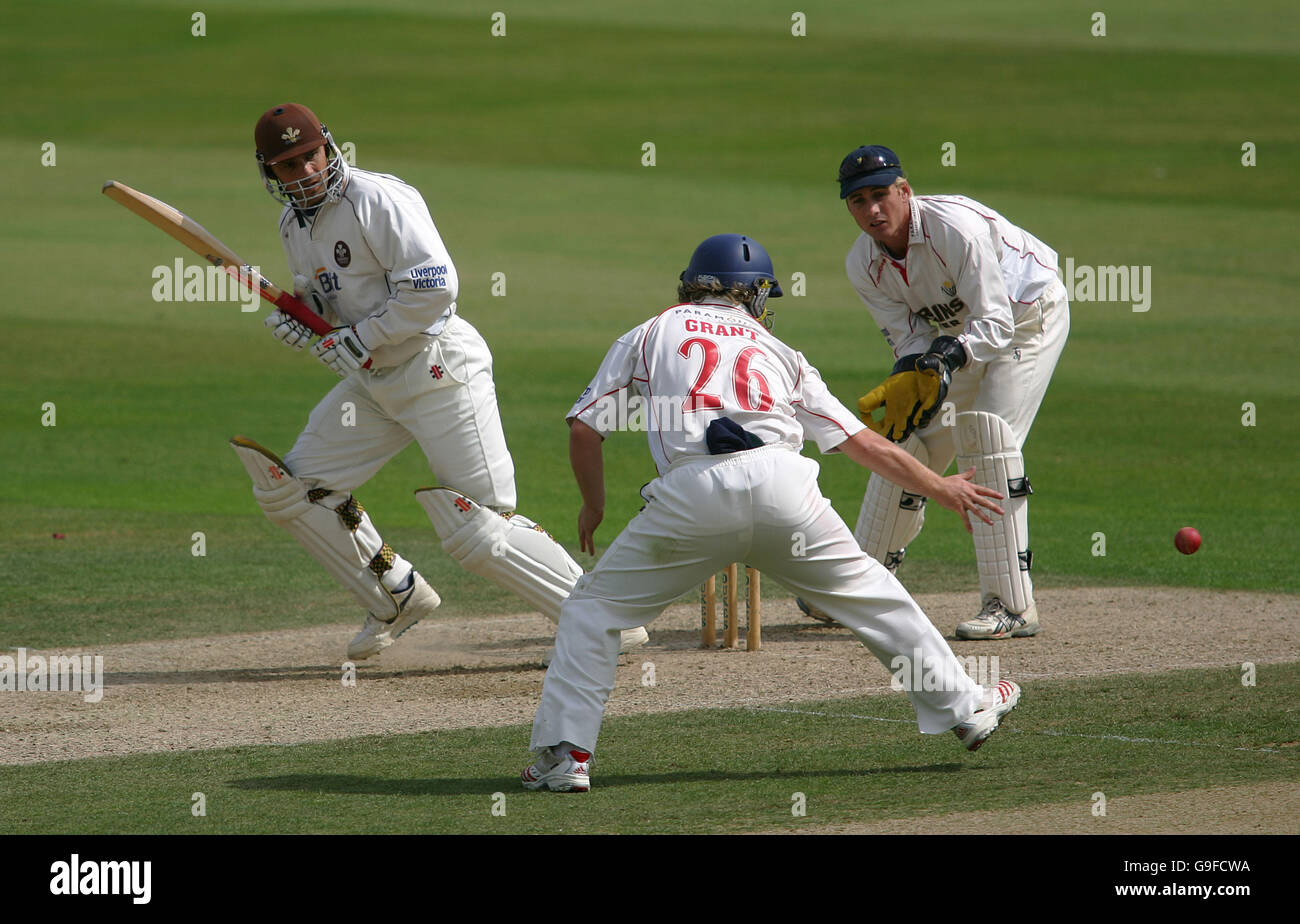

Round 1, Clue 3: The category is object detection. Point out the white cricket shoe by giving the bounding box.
[956,599,1039,640]
[521,744,591,792]
[347,572,441,660]
[541,626,650,667]
[619,626,650,653]
[953,680,1022,751]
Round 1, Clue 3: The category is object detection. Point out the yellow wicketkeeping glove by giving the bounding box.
[857,368,947,442]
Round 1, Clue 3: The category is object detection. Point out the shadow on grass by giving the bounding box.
[104,662,544,685]
[637,622,895,654]
[643,622,1034,648]
[228,763,965,796]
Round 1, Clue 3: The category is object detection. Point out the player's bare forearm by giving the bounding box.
[568,419,606,554]
[838,428,1004,531]
[568,419,606,509]
[839,429,944,496]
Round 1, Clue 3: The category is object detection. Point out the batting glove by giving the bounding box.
[264,309,313,351]
[312,326,372,377]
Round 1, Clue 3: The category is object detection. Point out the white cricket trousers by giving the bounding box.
[917,277,1070,466]
[283,315,517,510]
[530,445,982,754]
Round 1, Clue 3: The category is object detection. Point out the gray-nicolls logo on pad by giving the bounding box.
[49,855,151,904]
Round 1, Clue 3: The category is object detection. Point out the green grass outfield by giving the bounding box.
[0,1,1297,846]
[3,1,1298,650]
[0,665,1295,834]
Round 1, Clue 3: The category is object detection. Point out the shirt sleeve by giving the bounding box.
[790,352,866,453]
[565,324,647,439]
[350,185,458,349]
[846,245,931,362]
[945,224,1015,367]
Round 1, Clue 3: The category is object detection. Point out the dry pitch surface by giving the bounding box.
[4,587,1297,833]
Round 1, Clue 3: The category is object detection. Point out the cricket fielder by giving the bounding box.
[522,234,1021,792]
[798,145,1069,641]
[235,103,647,660]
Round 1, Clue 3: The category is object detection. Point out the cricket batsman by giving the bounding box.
[232,103,647,661]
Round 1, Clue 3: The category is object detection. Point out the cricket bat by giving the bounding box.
[101,180,332,336]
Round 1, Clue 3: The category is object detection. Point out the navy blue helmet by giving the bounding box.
[680,234,783,324]
[681,234,783,296]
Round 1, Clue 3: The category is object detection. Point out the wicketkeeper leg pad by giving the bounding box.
[415,487,582,622]
[852,431,929,571]
[954,412,1034,613]
[231,436,409,619]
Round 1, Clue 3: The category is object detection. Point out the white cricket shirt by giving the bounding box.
[568,300,864,475]
[845,195,1059,368]
[277,167,458,368]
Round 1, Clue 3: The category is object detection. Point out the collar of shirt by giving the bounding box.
[906,195,924,248]
[868,196,925,266]
[288,201,323,230]
[693,298,747,312]
[288,171,350,229]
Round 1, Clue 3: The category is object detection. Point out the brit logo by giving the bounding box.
[334,241,351,267]
[281,126,300,145]
[941,279,956,296]
[430,364,444,379]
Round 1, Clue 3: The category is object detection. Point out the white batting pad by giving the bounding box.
[954,412,1034,613]
[852,432,929,570]
[231,437,405,618]
[415,487,582,622]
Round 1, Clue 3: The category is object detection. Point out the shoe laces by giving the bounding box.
[978,598,1008,619]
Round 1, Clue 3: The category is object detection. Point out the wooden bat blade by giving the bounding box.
[101,180,332,336]
[102,180,245,270]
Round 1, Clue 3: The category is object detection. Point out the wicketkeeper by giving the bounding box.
[798,146,1069,640]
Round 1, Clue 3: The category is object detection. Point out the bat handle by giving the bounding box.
[272,290,333,336]
[221,264,332,336]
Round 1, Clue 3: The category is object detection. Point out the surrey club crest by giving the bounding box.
[334,241,351,267]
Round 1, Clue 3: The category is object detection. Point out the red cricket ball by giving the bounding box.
[1175,527,1201,555]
